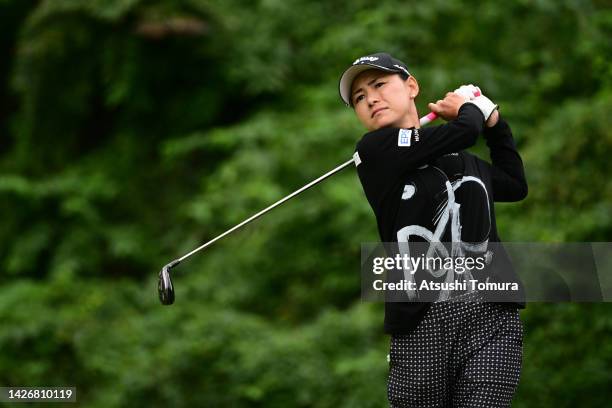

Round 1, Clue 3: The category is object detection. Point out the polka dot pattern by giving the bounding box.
[387,291,523,407]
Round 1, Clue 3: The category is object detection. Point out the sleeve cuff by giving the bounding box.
[483,113,510,138]
[458,102,486,122]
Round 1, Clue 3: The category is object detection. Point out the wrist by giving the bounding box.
[485,110,500,127]
[465,95,498,123]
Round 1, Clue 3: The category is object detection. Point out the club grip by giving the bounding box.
[420,88,482,125]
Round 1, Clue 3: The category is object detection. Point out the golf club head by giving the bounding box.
[158,260,179,305]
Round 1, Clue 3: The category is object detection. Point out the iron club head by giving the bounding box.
[158,260,180,305]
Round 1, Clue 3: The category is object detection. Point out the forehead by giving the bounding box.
[351,69,394,93]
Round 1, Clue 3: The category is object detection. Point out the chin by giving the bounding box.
[371,118,398,130]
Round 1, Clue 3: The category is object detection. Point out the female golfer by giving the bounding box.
[339,53,528,407]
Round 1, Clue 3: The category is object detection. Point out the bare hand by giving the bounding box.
[427,92,466,121]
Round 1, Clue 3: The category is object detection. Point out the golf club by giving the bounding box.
[158,108,455,305]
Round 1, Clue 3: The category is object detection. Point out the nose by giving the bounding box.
[366,92,380,107]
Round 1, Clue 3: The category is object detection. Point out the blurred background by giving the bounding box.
[0,0,611,406]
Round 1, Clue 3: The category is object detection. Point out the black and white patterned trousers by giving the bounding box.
[387,291,523,408]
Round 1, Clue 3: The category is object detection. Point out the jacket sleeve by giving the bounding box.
[480,115,528,202]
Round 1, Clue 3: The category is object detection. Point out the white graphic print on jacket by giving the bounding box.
[397,169,492,302]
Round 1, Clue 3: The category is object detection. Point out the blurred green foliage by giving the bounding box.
[0,0,611,406]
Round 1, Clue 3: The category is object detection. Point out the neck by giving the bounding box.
[396,109,420,129]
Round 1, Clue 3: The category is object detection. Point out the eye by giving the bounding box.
[354,94,365,104]
[375,81,385,88]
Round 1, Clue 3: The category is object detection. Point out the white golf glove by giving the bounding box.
[467,94,498,121]
[455,84,498,121]
[454,84,481,101]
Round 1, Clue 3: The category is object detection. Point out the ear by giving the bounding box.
[404,76,419,99]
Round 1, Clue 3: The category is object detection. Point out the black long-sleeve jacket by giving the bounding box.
[354,103,528,334]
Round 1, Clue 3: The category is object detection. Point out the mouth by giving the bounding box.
[371,108,388,118]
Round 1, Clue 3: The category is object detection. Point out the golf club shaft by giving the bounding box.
[174,157,356,264]
[173,112,436,266]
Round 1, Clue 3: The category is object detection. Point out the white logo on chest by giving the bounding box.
[398,129,412,147]
[402,184,416,200]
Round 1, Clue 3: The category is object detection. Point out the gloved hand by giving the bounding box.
[453,84,481,101]
[465,92,498,122]
[454,84,498,121]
